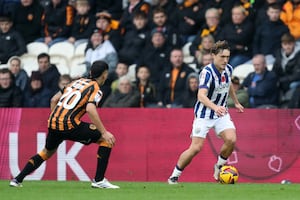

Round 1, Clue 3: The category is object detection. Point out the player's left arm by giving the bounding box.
[229,84,244,113]
[50,91,62,111]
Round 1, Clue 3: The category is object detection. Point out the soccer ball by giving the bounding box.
[219,165,239,184]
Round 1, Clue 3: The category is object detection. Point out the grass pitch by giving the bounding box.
[1,180,299,200]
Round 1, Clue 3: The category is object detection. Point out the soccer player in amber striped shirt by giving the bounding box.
[10,61,119,189]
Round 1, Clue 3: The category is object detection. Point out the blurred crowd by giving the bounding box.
[0,0,300,108]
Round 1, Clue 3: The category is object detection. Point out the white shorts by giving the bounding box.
[191,113,236,138]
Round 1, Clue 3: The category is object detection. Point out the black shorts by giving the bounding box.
[45,122,102,150]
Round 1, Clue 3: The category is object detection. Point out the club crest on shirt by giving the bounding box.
[180,71,186,78]
[27,14,33,21]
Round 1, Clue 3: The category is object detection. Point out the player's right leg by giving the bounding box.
[168,118,208,184]
[168,137,205,184]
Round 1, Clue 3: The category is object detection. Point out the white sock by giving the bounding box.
[170,165,183,178]
[216,155,227,167]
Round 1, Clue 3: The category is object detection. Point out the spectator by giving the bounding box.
[196,51,213,73]
[135,65,158,107]
[120,0,151,32]
[0,68,22,107]
[194,34,214,70]
[99,61,129,107]
[12,0,44,44]
[137,27,172,89]
[150,0,178,29]
[68,0,94,48]
[110,61,129,92]
[102,75,140,107]
[0,16,26,64]
[280,0,300,41]
[241,54,279,108]
[202,0,236,26]
[189,8,222,57]
[58,74,72,90]
[37,53,61,96]
[150,7,182,48]
[118,10,150,65]
[220,4,254,67]
[85,29,118,74]
[227,76,249,108]
[157,48,195,108]
[272,33,300,106]
[173,0,206,43]
[182,72,198,108]
[36,0,74,46]
[7,56,28,91]
[94,11,124,51]
[255,0,285,27]
[23,71,51,107]
[252,3,289,64]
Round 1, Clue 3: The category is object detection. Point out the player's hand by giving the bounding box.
[102,131,116,147]
[215,106,227,117]
[235,103,244,113]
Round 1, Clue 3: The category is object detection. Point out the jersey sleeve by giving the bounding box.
[87,83,103,105]
[199,69,212,89]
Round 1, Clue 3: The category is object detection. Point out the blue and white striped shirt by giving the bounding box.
[194,63,233,119]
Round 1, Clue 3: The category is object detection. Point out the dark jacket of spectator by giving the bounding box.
[70,13,95,40]
[0,29,26,64]
[12,0,44,44]
[253,20,289,56]
[90,0,123,20]
[137,39,171,88]
[118,26,149,65]
[272,49,300,92]
[219,18,254,58]
[158,63,195,106]
[23,71,51,107]
[242,69,279,108]
[40,64,61,96]
[0,85,22,107]
[41,0,74,38]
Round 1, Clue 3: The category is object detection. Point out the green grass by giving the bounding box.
[1,180,299,200]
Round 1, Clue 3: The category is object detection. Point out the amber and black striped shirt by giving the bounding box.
[48,78,102,131]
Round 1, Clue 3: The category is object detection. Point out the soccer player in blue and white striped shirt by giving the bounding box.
[168,40,244,184]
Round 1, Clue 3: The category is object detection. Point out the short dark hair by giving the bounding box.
[211,40,230,55]
[0,68,14,81]
[90,60,109,79]
[37,53,50,61]
[281,32,295,43]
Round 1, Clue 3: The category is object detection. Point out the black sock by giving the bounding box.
[94,146,111,182]
[15,154,45,183]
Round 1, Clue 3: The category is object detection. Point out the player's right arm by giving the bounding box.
[86,102,116,146]
[198,88,227,117]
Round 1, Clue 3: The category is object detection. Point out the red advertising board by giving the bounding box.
[0,108,300,183]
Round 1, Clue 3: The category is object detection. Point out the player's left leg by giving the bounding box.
[70,122,120,189]
[91,141,119,189]
[213,114,236,181]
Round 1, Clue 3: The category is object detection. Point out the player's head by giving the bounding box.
[89,60,109,85]
[211,40,230,71]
